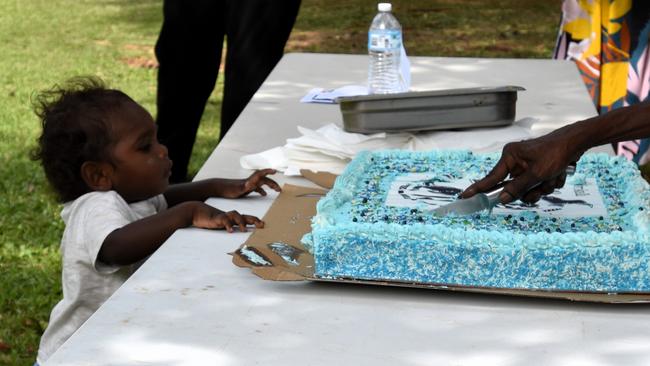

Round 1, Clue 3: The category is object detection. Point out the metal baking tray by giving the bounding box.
[338,86,525,133]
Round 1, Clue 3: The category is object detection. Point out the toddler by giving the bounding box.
[31,77,280,364]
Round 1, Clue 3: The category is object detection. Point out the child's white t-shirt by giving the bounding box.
[37,190,167,364]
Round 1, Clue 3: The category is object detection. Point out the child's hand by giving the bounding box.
[191,202,264,232]
[221,169,282,198]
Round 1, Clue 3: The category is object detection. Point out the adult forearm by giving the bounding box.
[98,202,195,265]
[572,101,650,154]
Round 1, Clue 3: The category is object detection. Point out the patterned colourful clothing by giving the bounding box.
[554,0,650,165]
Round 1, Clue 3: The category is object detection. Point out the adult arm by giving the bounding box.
[462,101,650,203]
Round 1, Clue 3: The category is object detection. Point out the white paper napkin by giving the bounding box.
[399,44,411,91]
[240,123,413,175]
[300,47,411,104]
[300,85,369,104]
[411,118,537,153]
[240,118,535,175]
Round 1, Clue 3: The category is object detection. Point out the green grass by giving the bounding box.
[288,0,561,57]
[0,0,560,364]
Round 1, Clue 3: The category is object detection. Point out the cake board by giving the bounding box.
[231,184,650,304]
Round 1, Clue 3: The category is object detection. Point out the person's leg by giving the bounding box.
[155,0,225,182]
[220,0,301,140]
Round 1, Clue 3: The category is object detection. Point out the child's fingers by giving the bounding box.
[244,215,264,228]
[254,187,267,196]
[255,168,277,177]
[227,210,248,232]
[262,177,282,192]
[247,169,276,185]
[244,173,268,191]
[222,218,234,233]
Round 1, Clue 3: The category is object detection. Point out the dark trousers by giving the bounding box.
[155,0,301,182]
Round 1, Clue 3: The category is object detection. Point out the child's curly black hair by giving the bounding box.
[32,77,136,202]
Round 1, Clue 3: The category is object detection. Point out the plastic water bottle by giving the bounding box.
[368,2,405,94]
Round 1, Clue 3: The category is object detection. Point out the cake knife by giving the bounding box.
[431,183,504,216]
[432,165,576,217]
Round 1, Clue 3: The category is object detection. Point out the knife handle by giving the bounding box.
[484,164,576,204]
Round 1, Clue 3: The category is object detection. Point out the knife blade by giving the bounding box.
[432,185,502,217]
[432,165,576,217]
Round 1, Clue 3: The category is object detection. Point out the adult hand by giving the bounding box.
[461,132,582,204]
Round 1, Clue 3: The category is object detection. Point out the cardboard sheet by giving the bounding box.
[232,183,650,304]
[232,184,324,281]
[299,169,338,189]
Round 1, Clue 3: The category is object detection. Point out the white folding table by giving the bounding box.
[46,53,650,366]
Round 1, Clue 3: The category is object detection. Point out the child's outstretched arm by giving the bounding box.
[164,169,281,207]
[98,201,263,266]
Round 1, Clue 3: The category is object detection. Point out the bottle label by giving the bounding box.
[368,30,402,51]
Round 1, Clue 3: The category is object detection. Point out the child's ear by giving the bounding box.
[80,161,114,191]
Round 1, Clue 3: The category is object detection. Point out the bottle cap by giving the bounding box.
[378,3,392,12]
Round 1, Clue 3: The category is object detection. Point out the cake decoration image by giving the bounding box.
[395,177,462,204]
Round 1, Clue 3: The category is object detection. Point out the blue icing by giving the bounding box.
[268,242,301,266]
[303,150,650,292]
[239,246,271,266]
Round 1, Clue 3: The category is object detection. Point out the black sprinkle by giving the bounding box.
[352,217,357,222]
